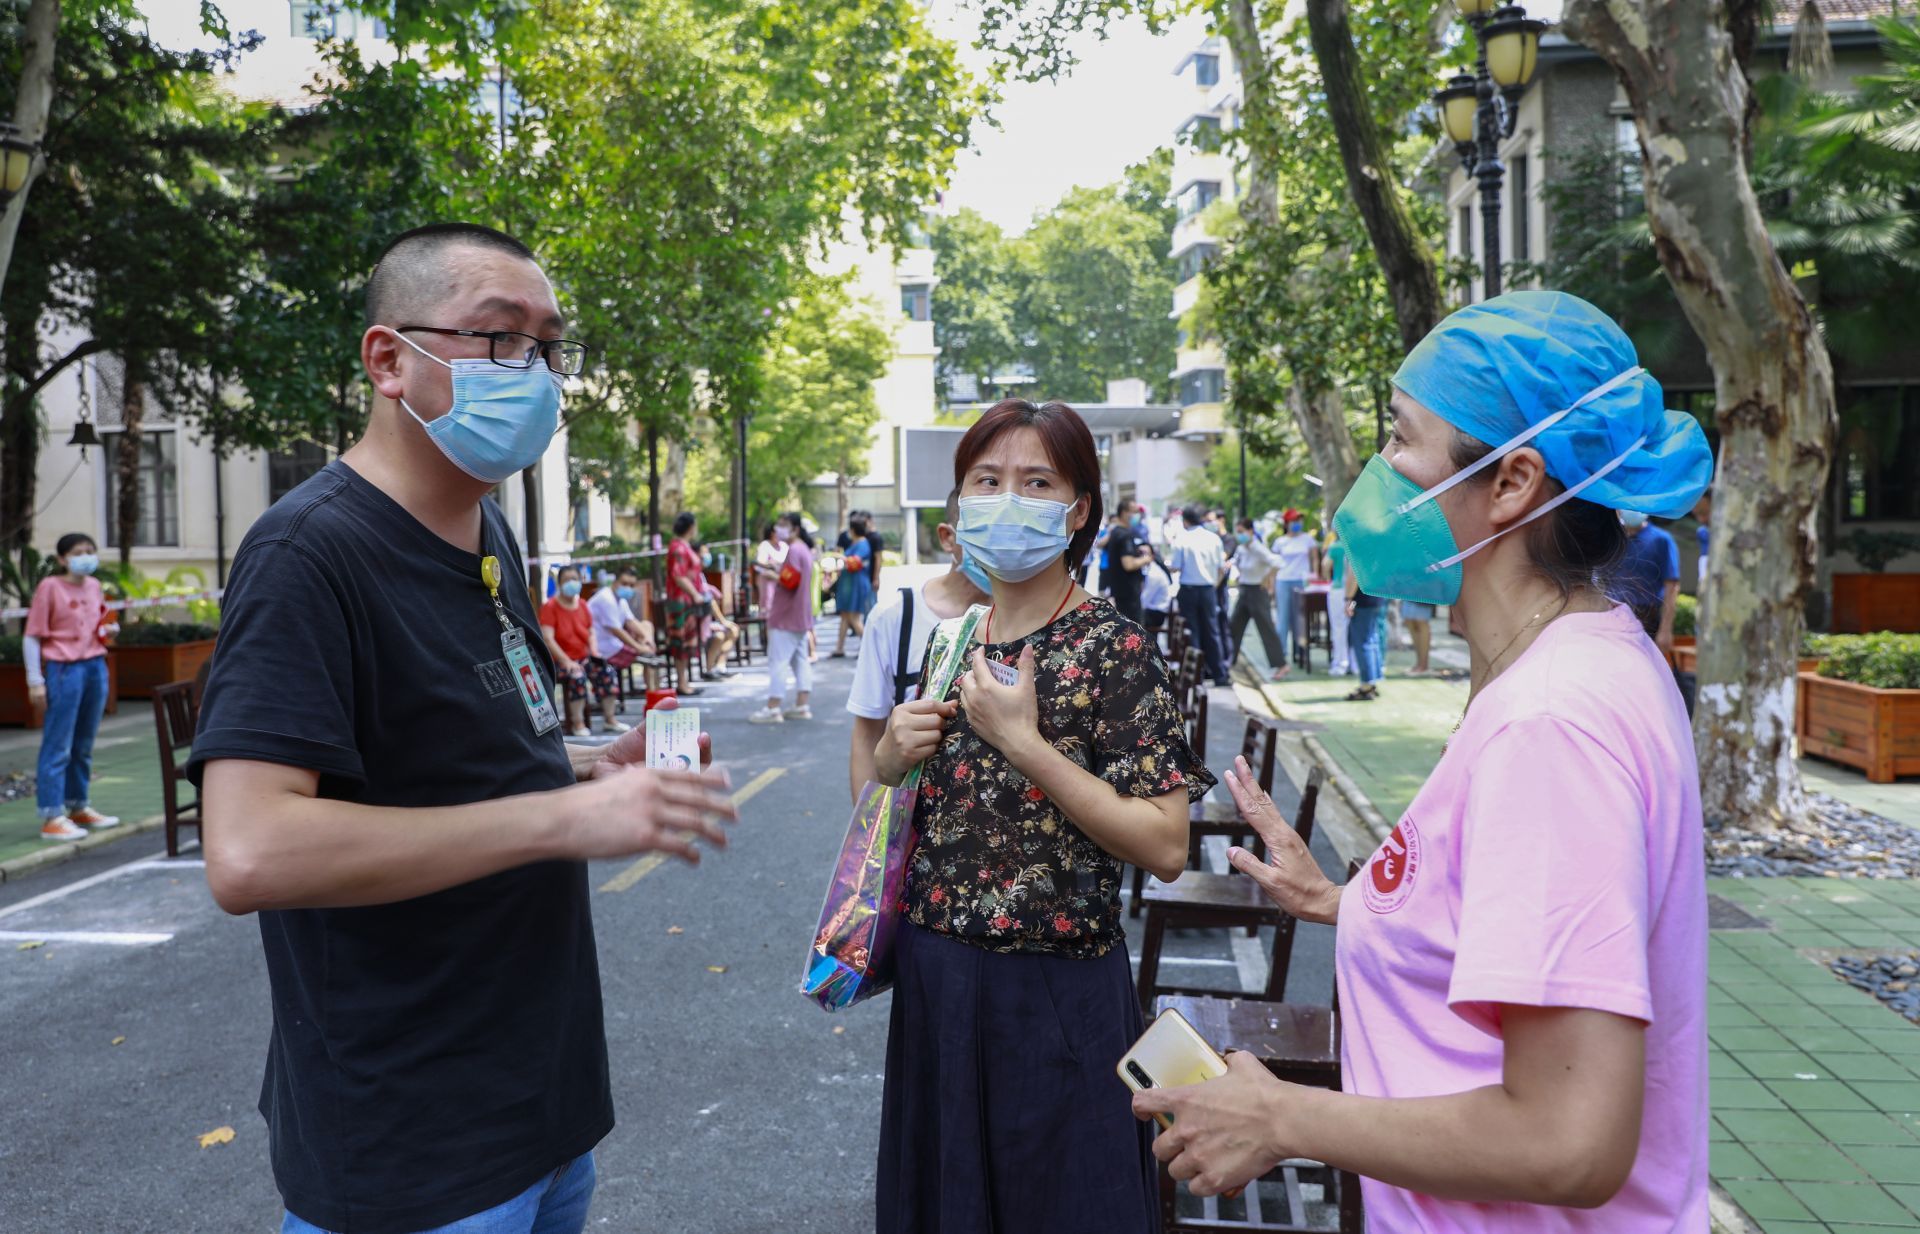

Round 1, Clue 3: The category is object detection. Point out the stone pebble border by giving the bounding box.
[1829,952,1920,1025]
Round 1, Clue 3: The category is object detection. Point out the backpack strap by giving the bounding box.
[890,586,917,708]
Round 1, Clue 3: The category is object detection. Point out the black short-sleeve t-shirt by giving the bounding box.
[187,461,612,1233]
[1104,524,1142,608]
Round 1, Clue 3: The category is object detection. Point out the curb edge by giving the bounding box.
[0,813,166,885]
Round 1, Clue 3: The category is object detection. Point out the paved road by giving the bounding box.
[0,624,1338,1233]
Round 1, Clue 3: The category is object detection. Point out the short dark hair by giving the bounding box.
[365,222,538,329]
[616,566,639,581]
[1235,517,1255,532]
[1449,428,1625,599]
[55,532,95,557]
[556,563,580,579]
[1182,504,1205,527]
[952,399,1105,574]
[673,511,697,537]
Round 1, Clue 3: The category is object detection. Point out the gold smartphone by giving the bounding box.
[1116,1008,1230,1131]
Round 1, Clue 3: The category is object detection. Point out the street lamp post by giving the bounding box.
[1435,2,1546,300]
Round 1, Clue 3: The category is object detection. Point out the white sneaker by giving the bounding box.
[69,807,120,828]
[782,706,813,720]
[747,706,785,724]
[603,718,632,734]
[40,817,87,842]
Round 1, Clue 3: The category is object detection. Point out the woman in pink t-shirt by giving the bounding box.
[25,533,122,842]
[1134,293,1716,1232]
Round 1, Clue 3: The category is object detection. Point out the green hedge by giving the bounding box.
[1813,633,1920,690]
[114,621,219,647]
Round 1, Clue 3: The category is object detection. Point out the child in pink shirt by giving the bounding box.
[25,533,121,841]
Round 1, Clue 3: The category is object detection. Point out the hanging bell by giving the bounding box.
[68,420,101,459]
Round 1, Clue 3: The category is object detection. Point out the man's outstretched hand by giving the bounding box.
[590,724,713,779]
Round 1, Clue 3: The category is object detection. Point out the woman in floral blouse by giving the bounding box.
[871,399,1213,1234]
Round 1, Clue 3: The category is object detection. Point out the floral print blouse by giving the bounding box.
[906,596,1214,958]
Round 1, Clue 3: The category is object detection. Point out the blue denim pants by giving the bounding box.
[281,1152,595,1234]
[36,655,109,819]
[1353,608,1386,686]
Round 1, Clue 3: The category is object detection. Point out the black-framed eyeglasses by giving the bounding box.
[397,326,591,376]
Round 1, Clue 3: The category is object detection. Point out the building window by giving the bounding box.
[1192,54,1219,87]
[901,283,931,322]
[1175,243,1218,283]
[268,441,330,506]
[103,430,179,548]
[1838,385,1920,522]
[1179,114,1223,152]
[1512,153,1530,264]
[1176,181,1220,221]
[1178,369,1225,406]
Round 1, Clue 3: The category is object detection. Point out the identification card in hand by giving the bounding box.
[501,626,562,735]
[645,706,701,771]
[985,657,1020,687]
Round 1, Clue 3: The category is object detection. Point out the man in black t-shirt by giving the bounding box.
[189,224,738,1234]
[1102,501,1151,625]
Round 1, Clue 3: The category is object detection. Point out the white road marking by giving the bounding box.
[0,929,173,946]
[0,852,193,921]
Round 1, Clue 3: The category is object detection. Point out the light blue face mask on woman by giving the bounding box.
[395,332,563,484]
[1333,366,1648,606]
[559,579,583,598]
[956,493,1075,583]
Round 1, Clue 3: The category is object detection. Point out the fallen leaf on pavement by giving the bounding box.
[666,926,684,936]
[706,965,728,974]
[198,1126,236,1149]
[16,941,43,951]
[832,1026,846,1036]
[111,1036,125,1046]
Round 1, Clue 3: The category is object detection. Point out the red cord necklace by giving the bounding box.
[985,575,1078,645]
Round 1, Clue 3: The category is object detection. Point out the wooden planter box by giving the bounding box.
[1831,573,1920,634]
[0,657,120,728]
[113,638,217,700]
[1797,671,1920,784]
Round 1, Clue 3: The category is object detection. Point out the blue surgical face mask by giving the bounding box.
[559,579,583,598]
[615,585,635,601]
[66,553,99,576]
[959,551,993,594]
[1332,366,1649,605]
[956,492,1075,583]
[395,332,563,484]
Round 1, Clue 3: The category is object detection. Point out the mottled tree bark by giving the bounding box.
[115,359,145,570]
[1563,0,1836,831]
[0,0,59,299]
[1302,0,1447,352]
[1221,0,1364,509]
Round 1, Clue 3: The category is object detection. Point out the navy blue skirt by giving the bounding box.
[876,921,1160,1234]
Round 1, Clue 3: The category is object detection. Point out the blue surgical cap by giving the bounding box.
[1391,291,1713,519]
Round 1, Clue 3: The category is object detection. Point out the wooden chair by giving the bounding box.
[731,584,766,665]
[152,679,202,858]
[1151,993,1360,1233]
[1129,732,1303,920]
[1134,765,1324,1015]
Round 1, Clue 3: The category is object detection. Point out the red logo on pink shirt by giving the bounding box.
[1361,819,1421,914]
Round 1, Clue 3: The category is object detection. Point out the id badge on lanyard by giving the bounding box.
[483,554,561,736]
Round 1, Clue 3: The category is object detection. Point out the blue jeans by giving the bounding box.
[1272,578,1306,660]
[36,655,108,819]
[281,1153,595,1234]
[1352,608,1386,686]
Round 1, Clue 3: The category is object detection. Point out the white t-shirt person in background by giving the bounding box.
[846,491,989,799]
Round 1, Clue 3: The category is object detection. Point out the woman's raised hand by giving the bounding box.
[1223,756,1342,926]
[957,646,1043,766]
[874,696,959,786]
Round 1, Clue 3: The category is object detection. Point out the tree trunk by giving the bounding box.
[0,0,59,300]
[1302,0,1447,353]
[116,360,145,570]
[835,471,851,538]
[520,464,542,588]
[1287,378,1362,516]
[1562,0,1836,832]
[659,436,687,528]
[0,306,42,554]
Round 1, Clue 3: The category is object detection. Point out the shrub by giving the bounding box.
[1812,632,1920,690]
[1673,593,1697,637]
[114,621,219,647]
[0,635,20,665]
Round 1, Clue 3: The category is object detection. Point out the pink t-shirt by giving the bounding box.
[1335,604,1707,1231]
[26,574,109,663]
[767,541,814,633]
